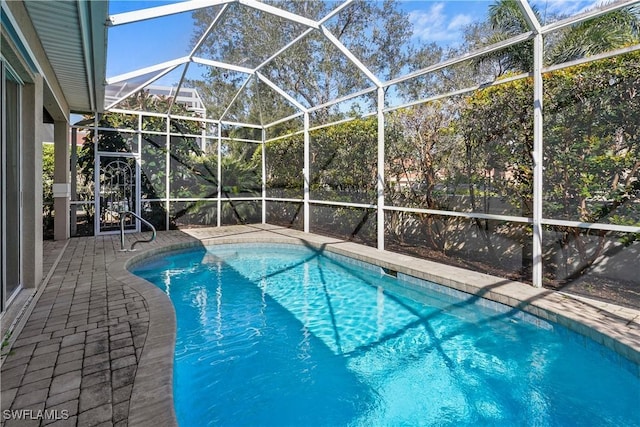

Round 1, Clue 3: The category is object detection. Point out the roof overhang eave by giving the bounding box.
[22,0,109,115]
[88,0,108,113]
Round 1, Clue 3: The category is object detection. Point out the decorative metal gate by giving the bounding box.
[97,155,138,234]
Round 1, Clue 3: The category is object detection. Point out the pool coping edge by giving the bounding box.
[108,251,179,427]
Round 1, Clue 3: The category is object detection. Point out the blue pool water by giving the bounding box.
[132,243,640,427]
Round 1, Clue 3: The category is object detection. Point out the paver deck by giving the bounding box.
[2,225,639,426]
[2,234,158,427]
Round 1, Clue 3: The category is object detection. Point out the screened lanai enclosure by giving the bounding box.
[62,0,640,305]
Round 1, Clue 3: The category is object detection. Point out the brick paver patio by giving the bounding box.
[1,235,159,426]
[2,225,639,426]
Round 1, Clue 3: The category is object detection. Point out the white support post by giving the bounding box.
[165,116,171,231]
[532,33,544,288]
[303,112,310,233]
[377,87,385,251]
[70,127,78,236]
[53,121,70,241]
[21,76,44,288]
[217,121,222,227]
[136,114,142,232]
[93,115,100,236]
[262,128,267,224]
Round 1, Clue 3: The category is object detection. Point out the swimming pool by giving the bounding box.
[132,243,640,426]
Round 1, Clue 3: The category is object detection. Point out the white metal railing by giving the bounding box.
[119,211,157,251]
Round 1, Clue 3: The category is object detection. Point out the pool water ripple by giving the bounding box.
[132,243,640,427]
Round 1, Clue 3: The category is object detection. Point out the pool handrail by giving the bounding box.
[119,210,157,251]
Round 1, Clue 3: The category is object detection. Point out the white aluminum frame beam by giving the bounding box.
[192,57,254,75]
[310,199,376,210]
[308,116,358,133]
[219,75,254,122]
[165,116,171,230]
[541,0,640,34]
[308,86,377,113]
[107,57,190,85]
[516,0,542,33]
[320,25,382,88]
[319,0,356,25]
[168,62,193,116]
[108,0,234,26]
[256,72,308,113]
[219,120,263,129]
[254,29,315,73]
[264,112,304,130]
[265,129,305,143]
[238,0,319,29]
[253,0,355,73]
[190,5,230,57]
[105,64,184,110]
[384,72,529,114]
[265,197,304,203]
[543,43,640,74]
[169,4,231,114]
[541,219,640,234]
[531,34,544,289]
[384,32,533,88]
[383,206,532,224]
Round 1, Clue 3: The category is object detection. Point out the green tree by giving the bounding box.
[190,0,416,122]
[309,118,378,204]
[386,102,461,210]
[384,100,471,253]
[547,7,640,65]
[460,52,640,282]
[264,133,304,199]
[260,117,377,239]
[219,153,262,224]
[78,91,204,189]
[483,0,539,74]
[42,143,55,238]
[541,53,640,280]
[458,1,640,282]
[79,90,217,229]
[478,0,639,75]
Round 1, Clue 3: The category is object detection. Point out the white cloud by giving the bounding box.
[409,2,475,44]
[448,14,473,31]
[531,0,605,23]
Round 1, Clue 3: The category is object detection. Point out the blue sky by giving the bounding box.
[402,0,602,44]
[106,0,603,86]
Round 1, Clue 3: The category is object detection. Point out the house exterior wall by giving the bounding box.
[1,0,72,328]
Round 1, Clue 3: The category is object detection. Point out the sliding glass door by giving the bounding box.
[1,61,22,313]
